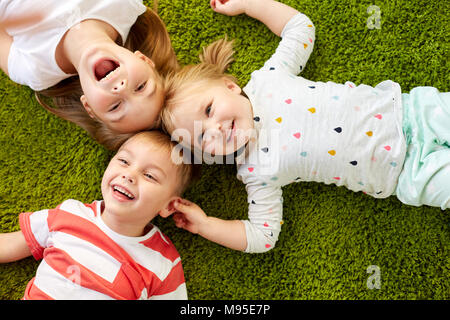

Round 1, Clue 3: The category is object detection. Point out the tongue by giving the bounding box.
[95,60,116,80]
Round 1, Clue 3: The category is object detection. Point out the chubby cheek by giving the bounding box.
[100,165,117,197]
[100,174,111,200]
[81,85,111,116]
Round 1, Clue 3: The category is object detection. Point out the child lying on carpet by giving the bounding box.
[0,0,177,149]
[160,0,450,253]
[0,131,194,299]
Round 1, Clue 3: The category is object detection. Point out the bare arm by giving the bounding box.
[173,200,247,251]
[0,26,12,75]
[0,231,32,263]
[210,0,299,36]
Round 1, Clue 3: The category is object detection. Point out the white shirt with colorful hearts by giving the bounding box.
[236,13,407,253]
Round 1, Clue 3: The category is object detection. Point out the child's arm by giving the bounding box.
[0,231,32,263]
[173,200,247,251]
[210,0,299,36]
[0,26,12,75]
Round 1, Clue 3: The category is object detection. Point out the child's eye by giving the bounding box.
[118,158,129,165]
[205,104,212,116]
[109,102,121,112]
[136,81,147,92]
[198,131,205,145]
[144,173,157,181]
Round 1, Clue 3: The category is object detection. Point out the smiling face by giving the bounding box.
[78,46,164,133]
[100,133,181,235]
[170,78,254,156]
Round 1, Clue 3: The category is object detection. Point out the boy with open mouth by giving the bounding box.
[0,131,196,300]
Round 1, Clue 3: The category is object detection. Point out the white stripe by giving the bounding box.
[120,242,180,281]
[59,199,96,222]
[33,259,114,300]
[29,209,49,248]
[148,283,188,300]
[51,231,121,283]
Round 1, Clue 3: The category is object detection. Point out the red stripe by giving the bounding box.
[23,278,54,300]
[19,212,44,260]
[44,247,145,300]
[140,231,180,262]
[83,201,99,216]
[46,209,134,264]
[30,202,183,299]
[151,260,185,296]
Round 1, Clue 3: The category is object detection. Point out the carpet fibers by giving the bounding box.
[0,0,448,299]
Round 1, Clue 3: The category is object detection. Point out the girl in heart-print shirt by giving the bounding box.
[161,0,449,253]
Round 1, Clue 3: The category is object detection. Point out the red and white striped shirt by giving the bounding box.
[19,199,187,300]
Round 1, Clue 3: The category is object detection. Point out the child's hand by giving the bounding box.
[172,199,208,234]
[210,0,248,16]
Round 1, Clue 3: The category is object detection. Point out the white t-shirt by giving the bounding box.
[1,0,146,91]
[237,13,407,253]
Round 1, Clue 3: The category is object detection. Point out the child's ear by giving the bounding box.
[158,197,181,218]
[223,78,241,94]
[134,50,155,68]
[80,95,96,119]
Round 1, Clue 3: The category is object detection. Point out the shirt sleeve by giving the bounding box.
[19,209,51,260]
[261,13,315,76]
[241,178,284,253]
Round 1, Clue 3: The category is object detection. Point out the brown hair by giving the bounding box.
[36,2,179,151]
[119,130,199,195]
[161,38,236,135]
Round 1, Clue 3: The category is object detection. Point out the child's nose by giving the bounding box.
[112,79,127,93]
[204,123,222,139]
[122,174,135,184]
[204,119,222,131]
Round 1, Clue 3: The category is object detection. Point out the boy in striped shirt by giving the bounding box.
[0,131,195,300]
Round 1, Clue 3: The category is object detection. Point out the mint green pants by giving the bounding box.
[395,86,450,210]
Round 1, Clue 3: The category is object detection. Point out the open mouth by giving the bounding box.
[94,59,120,82]
[112,185,135,200]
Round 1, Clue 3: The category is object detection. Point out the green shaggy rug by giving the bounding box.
[0,0,448,299]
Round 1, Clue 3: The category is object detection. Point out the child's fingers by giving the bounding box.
[211,0,229,9]
[211,0,227,13]
[174,198,194,211]
[172,213,186,228]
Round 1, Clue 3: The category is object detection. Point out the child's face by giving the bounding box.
[101,135,179,227]
[171,79,254,156]
[79,47,164,133]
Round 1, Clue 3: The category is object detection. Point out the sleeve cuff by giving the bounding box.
[19,212,44,260]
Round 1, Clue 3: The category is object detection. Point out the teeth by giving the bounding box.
[113,185,134,199]
[101,66,120,82]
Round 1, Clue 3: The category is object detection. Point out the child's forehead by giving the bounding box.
[118,135,179,168]
[120,135,168,155]
[176,79,224,102]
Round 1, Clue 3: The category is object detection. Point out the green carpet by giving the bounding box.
[1,0,449,300]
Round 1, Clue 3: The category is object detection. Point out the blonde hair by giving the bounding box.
[161,38,236,135]
[119,130,199,195]
[36,2,179,151]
